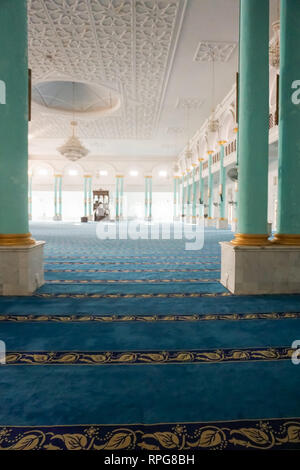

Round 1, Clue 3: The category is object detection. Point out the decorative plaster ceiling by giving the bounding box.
[175,97,204,110]
[193,40,237,63]
[27,0,244,159]
[28,0,187,140]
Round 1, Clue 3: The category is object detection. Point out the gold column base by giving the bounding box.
[231,233,271,246]
[0,233,36,247]
[272,234,300,245]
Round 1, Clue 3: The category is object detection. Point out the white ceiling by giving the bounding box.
[28,0,278,161]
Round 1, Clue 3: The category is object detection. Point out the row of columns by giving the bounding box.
[232,0,300,246]
[28,174,93,221]
[177,143,229,227]
[220,0,300,295]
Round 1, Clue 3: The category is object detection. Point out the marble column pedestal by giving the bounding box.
[205,218,215,228]
[216,218,228,229]
[220,241,300,294]
[0,241,45,295]
[53,215,62,221]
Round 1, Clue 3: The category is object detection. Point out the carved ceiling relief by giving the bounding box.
[28,0,186,140]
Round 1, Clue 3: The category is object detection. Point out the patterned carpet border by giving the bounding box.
[45,268,219,273]
[45,261,220,266]
[0,312,300,323]
[46,255,219,260]
[0,418,299,450]
[45,278,218,284]
[34,292,230,299]
[3,347,293,366]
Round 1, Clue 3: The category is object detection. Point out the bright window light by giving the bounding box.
[130,170,138,177]
[68,169,78,176]
[99,170,108,176]
[38,169,48,176]
[159,170,167,177]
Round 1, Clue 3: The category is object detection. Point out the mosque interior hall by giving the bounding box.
[1,0,300,452]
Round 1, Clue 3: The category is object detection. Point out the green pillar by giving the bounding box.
[0,0,35,245]
[144,177,148,219]
[83,176,88,218]
[58,175,62,219]
[173,177,177,220]
[181,174,185,220]
[115,176,120,220]
[233,0,270,245]
[186,172,191,219]
[198,160,204,218]
[219,144,226,220]
[119,176,124,219]
[149,177,152,220]
[87,176,92,218]
[28,173,32,221]
[192,166,197,222]
[274,0,300,244]
[208,154,213,219]
[54,175,62,220]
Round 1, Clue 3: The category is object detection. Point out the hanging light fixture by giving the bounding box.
[58,121,89,162]
[57,82,89,162]
[269,1,280,69]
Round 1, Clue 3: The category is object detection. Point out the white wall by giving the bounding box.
[31,190,173,222]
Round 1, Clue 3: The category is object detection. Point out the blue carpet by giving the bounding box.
[0,222,300,451]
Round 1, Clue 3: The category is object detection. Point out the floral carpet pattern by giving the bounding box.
[0,222,300,451]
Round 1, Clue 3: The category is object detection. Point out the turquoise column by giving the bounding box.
[192,166,197,222]
[54,177,57,218]
[83,176,88,218]
[233,0,270,245]
[87,176,92,219]
[0,0,35,245]
[186,172,191,219]
[144,177,148,219]
[181,175,185,220]
[58,175,62,220]
[219,144,226,220]
[199,160,204,218]
[115,176,120,220]
[275,0,300,244]
[208,154,213,220]
[28,173,32,221]
[173,177,177,220]
[54,175,62,220]
[149,177,152,220]
[119,176,124,219]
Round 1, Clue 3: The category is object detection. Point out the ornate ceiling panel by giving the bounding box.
[193,40,237,63]
[28,0,187,140]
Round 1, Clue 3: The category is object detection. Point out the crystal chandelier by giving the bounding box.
[58,121,89,162]
[269,20,280,69]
